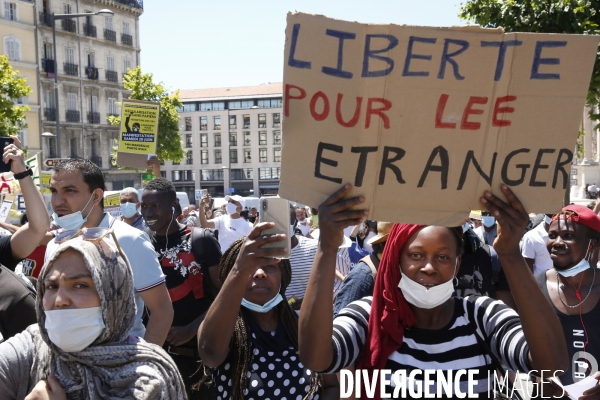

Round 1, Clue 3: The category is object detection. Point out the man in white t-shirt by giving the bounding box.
[521,214,554,275]
[295,208,311,237]
[199,193,252,252]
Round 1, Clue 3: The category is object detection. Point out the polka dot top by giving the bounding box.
[211,331,320,400]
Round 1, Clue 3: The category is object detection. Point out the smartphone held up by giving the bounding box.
[259,196,291,259]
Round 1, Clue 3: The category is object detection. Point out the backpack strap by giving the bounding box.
[360,255,377,280]
[191,227,218,301]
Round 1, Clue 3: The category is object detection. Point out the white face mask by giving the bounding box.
[120,202,138,219]
[398,261,458,309]
[363,231,377,253]
[45,306,105,352]
[226,202,238,215]
[52,193,95,230]
[556,239,592,277]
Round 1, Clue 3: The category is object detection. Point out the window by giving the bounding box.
[185,134,192,148]
[214,133,221,147]
[214,115,221,130]
[259,167,281,180]
[186,150,193,165]
[172,160,180,166]
[3,2,16,21]
[182,103,196,112]
[184,117,192,131]
[184,171,195,181]
[244,131,251,146]
[243,114,250,129]
[4,37,20,61]
[45,91,55,109]
[230,149,238,164]
[259,131,267,145]
[214,149,222,164]
[160,171,166,178]
[199,101,224,111]
[274,148,281,162]
[200,169,223,181]
[229,132,237,146]
[87,52,95,67]
[123,59,131,74]
[122,21,130,35]
[63,3,71,14]
[107,55,115,71]
[259,148,267,163]
[258,114,266,128]
[244,149,252,163]
[258,98,282,108]
[48,137,57,157]
[231,168,253,180]
[273,113,281,128]
[90,138,98,157]
[273,130,281,145]
[201,150,209,164]
[172,170,181,181]
[65,47,75,64]
[90,95,98,113]
[70,137,77,157]
[108,97,118,115]
[200,116,207,131]
[229,115,237,129]
[200,133,208,148]
[43,43,54,60]
[67,93,77,110]
[228,100,254,109]
[105,16,113,30]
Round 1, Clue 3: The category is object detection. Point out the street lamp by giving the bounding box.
[49,8,114,158]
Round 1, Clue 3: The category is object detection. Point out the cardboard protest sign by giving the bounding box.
[117,99,160,169]
[278,13,600,226]
[104,192,122,218]
[40,171,52,195]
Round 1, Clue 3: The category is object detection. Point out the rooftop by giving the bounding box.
[179,82,283,101]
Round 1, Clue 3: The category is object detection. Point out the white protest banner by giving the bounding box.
[25,153,41,189]
[0,194,15,222]
[278,13,600,226]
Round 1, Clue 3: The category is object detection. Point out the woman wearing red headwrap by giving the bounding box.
[299,184,568,399]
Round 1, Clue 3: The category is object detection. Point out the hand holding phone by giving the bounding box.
[0,137,19,173]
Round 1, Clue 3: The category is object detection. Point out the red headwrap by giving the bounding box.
[356,223,424,400]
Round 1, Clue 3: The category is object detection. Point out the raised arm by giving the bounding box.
[197,223,287,367]
[482,185,569,374]
[6,137,50,260]
[198,194,215,229]
[298,184,366,371]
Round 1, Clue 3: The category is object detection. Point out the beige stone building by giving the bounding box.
[1,0,41,151]
[36,0,143,189]
[168,83,283,203]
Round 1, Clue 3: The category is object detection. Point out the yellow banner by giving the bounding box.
[118,100,160,155]
[104,193,121,208]
[40,171,52,194]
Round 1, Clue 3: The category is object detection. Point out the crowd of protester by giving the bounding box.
[0,136,598,399]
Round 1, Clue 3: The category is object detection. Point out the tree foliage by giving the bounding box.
[108,67,184,163]
[459,1,600,121]
[0,55,32,137]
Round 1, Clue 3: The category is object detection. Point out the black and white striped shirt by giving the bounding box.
[325,295,531,396]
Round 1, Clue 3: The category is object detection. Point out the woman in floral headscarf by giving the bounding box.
[0,233,186,399]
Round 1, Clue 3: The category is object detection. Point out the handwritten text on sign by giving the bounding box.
[277,13,600,226]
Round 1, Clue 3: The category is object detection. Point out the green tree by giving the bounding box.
[0,55,32,136]
[459,0,600,118]
[109,67,184,164]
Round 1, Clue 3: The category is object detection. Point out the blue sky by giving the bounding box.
[139,1,465,92]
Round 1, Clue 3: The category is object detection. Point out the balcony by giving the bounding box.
[83,24,96,38]
[42,59,55,74]
[121,34,133,46]
[87,112,100,124]
[90,155,102,168]
[105,70,118,82]
[113,0,143,9]
[44,108,56,121]
[61,19,76,33]
[66,110,80,122]
[64,63,78,76]
[104,29,116,42]
[85,66,98,80]
[39,12,52,27]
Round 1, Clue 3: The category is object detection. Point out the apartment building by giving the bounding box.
[37,0,143,189]
[1,0,41,150]
[169,83,283,203]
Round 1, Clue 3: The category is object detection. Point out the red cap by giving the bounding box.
[558,204,600,233]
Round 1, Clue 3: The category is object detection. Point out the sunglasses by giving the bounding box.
[55,227,126,260]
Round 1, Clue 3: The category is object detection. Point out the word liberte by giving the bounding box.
[339,369,565,399]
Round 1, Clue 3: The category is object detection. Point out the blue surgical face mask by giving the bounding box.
[52,193,95,230]
[241,290,284,313]
[482,216,496,228]
[120,202,138,219]
[556,240,592,277]
[462,222,471,233]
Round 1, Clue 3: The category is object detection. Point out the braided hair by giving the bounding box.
[197,237,321,399]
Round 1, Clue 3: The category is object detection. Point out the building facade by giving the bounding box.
[1,0,41,151]
[36,0,143,189]
[168,83,283,202]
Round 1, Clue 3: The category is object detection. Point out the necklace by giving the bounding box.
[556,267,596,309]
